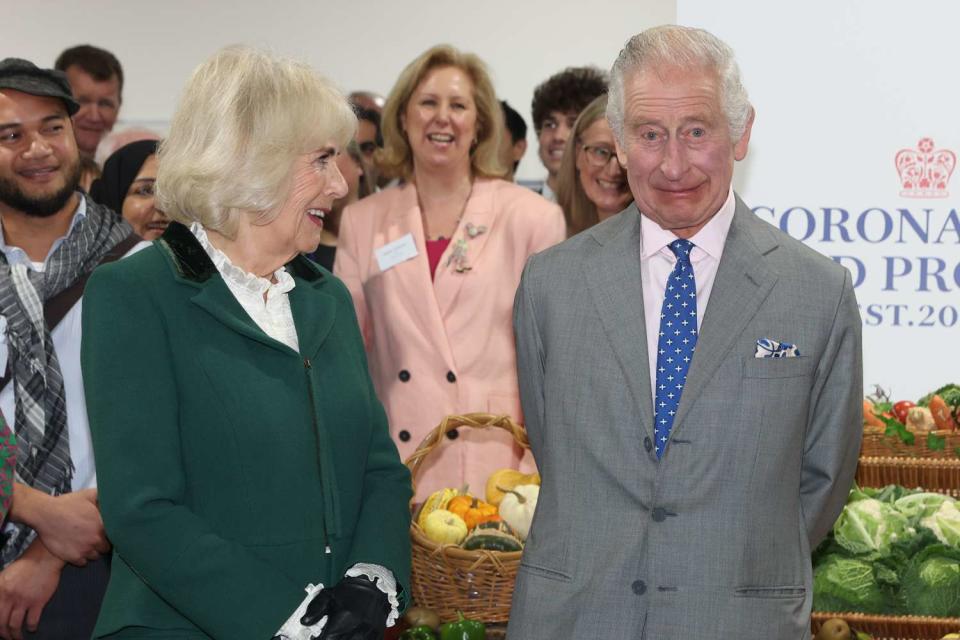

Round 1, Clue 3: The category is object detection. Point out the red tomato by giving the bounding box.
[893,400,916,424]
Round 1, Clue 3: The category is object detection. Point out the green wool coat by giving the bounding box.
[81,222,412,639]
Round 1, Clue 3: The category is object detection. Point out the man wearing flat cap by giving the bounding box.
[0,58,139,639]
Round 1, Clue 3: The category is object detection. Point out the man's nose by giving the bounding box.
[80,104,102,123]
[659,137,688,180]
[24,132,53,159]
[555,122,571,143]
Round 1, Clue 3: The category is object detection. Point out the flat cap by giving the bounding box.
[0,58,80,115]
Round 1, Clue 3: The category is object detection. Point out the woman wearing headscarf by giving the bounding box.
[335,44,565,499]
[557,95,633,236]
[81,46,411,640]
[90,139,169,240]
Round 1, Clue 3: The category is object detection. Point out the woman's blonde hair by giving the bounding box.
[377,44,507,181]
[156,46,356,238]
[557,94,629,236]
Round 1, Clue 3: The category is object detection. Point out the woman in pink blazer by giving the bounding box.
[336,45,564,499]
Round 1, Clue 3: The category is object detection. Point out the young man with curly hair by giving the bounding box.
[530,66,607,201]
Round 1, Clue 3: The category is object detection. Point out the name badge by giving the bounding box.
[375,233,419,272]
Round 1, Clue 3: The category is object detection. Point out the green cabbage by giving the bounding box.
[834,498,911,555]
[921,501,960,547]
[813,555,892,614]
[901,544,960,617]
[894,492,955,523]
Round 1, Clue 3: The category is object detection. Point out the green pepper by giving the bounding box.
[400,625,438,640]
[438,611,485,640]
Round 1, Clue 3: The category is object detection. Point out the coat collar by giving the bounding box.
[158,221,326,285]
[157,221,335,358]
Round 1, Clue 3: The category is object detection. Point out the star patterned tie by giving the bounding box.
[653,239,698,459]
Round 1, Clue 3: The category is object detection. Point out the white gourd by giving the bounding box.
[498,484,539,541]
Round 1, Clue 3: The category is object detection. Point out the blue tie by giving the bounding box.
[653,239,698,459]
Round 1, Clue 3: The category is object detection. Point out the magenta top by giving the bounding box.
[425,237,451,281]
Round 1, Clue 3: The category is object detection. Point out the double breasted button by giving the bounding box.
[643,437,653,453]
[446,429,460,440]
[651,507,667,522]
[631,580,647,595]
[398,430,411,442]
[446,371,457,383]
[398,370,411,382]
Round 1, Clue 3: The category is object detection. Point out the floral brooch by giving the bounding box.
[446,223,487,273]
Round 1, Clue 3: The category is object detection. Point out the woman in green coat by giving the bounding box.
[81,46,412,640]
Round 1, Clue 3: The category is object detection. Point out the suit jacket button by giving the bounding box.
[632,580,647,595]
[398,370,411,382]
[446,429,460,440]
[643,437,652,453]
[398,430,411,442]
[446,371,457,383]
[652,507,667,522]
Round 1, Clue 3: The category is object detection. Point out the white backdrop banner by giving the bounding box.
[676,1,958,399]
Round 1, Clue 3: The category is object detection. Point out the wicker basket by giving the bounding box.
[811,611,960,639]
[861,429,960,459]
[404,413,530,623]
[857,456,960,497]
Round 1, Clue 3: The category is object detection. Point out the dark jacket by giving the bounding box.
[81,222,412,639]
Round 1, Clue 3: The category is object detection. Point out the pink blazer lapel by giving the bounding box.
[386,184,458,367]
[433,180,498,317]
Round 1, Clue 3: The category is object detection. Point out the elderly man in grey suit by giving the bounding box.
[508,25,862,639]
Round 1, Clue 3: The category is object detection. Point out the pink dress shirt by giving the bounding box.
[640,189,736,403]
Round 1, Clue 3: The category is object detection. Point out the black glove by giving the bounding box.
[301,575,390,640]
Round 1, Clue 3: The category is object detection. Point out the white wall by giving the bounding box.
[8,0,675,181]
[677,0,960,399]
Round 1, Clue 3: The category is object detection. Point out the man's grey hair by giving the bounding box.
[606,25,752,143]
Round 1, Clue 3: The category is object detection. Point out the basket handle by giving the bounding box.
[403,413,530,496]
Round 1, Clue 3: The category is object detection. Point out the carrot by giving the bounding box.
[929,395,958,431]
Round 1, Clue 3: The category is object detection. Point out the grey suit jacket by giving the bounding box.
[508,197,863,639]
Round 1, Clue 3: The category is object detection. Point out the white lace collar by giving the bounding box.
[190,223,295,297]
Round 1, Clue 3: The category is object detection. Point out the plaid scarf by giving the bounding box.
[0,196,131,566]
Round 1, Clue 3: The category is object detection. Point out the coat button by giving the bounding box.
[446,371,457,383]
[631,580,647,595]
[643,437,652,453]
[446,429,460,440]
[652,507,667,522]
[398,430,411,442]
[398,370,411,382]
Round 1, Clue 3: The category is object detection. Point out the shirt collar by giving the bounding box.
[639,187,736,261]
[0,193,87,267]
[189,222,295,297]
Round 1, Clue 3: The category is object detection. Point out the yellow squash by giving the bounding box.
[416,487,461,529]
[422,509,468,545]
[485,469,541,506]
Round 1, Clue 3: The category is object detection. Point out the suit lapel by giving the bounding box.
[386,184,457,368]
[433,180,497,318]
[671,198,779,433]
[584,208,655,439]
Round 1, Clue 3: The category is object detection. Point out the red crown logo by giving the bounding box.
[895,137,956,198]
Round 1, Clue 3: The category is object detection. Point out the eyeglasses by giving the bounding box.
[580,144,617,168]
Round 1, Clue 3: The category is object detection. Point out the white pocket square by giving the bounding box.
[755,338,800,358]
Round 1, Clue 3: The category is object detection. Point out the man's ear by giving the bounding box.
[512,138,528,163]
[734,107,755,162]
[614,135,628,169]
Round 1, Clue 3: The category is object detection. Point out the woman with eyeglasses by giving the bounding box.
[557,94,633,236]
